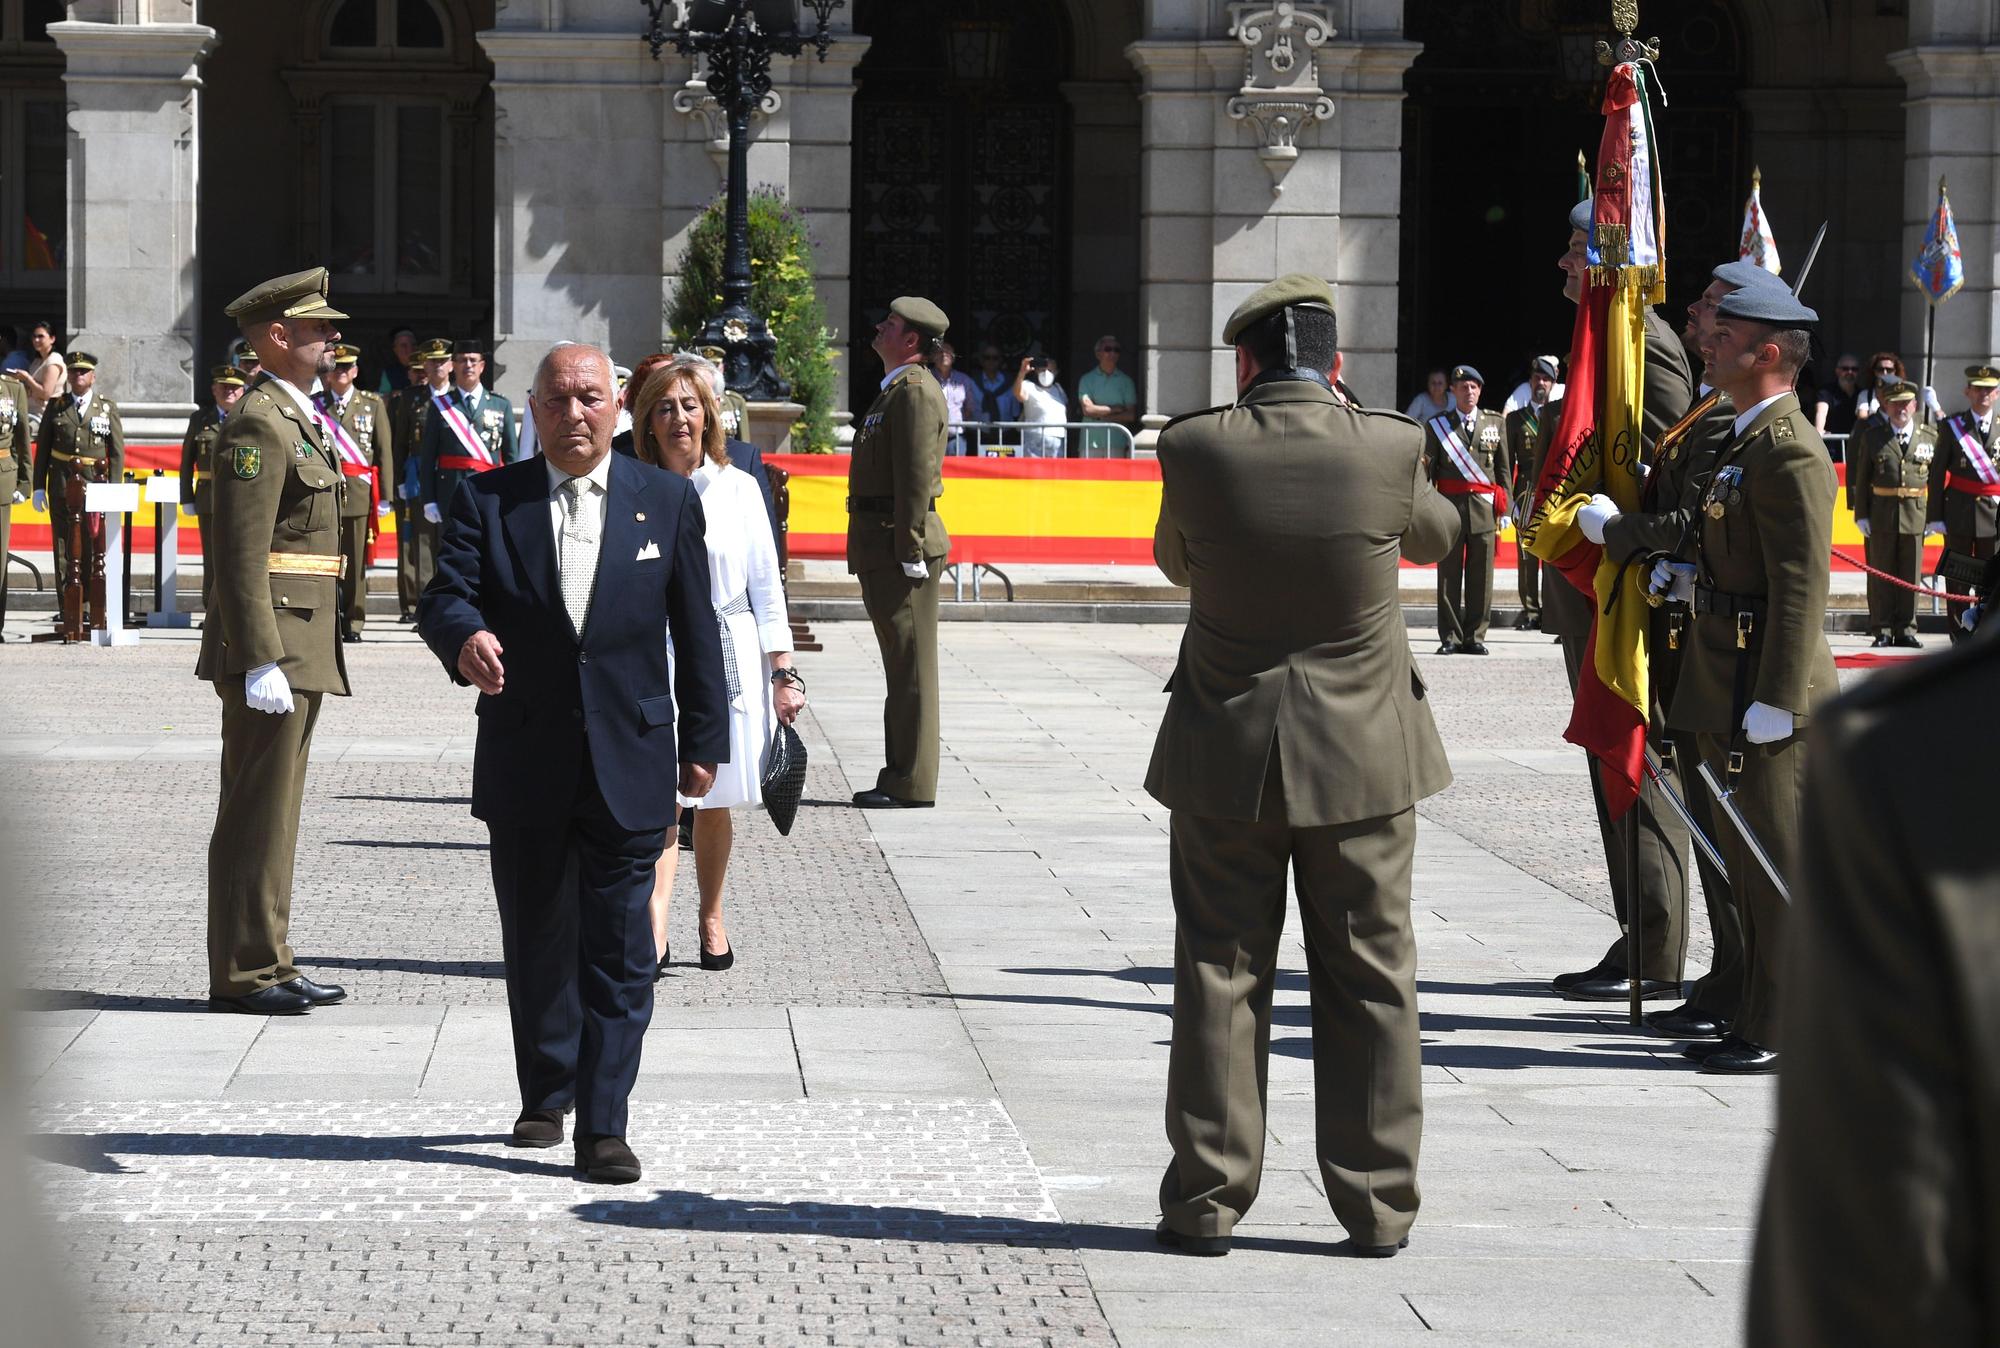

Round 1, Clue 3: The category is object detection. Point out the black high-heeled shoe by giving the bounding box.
[654,943,671,981]
[699,941,734,972]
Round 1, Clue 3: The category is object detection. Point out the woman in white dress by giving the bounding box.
[632,354,804,974]
[6,320,64,429]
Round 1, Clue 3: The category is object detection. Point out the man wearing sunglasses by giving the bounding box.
[1812,354,1863,437]
[1078,334,1138,455]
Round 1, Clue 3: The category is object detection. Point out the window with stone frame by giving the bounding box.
[322,97,450,293]
[0,0,63,291]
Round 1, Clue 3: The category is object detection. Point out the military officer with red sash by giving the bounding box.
[1423,364,1511,654]
[1926,363,2000,638]
[315,344,394,642]
[418,338,513,531]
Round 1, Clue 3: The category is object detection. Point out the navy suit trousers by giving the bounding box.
[486,744,665,1139]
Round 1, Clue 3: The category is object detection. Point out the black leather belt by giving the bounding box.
[846,495,935,514]
[1691,584,1766,618]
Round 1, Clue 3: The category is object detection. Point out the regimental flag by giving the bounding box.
[1910,176,1964,304]
[1737,166,1780,275]
[1520,58,1666,822]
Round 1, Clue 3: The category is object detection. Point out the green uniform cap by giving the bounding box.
[1221,273,1335,346]
[211,364,245,386]
[1965,364,2000,388]
[67,351,98,372]
[1879,379,1918,404]
[223,266,348,325]
[332,344,361,365]
[889,296,949,340]
[417,338,453,361]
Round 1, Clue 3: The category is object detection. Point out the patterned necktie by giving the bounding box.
[559,476,597,636]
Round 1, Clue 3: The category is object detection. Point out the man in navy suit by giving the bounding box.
[417,343,728,1184]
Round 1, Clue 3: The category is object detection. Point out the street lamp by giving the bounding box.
[642,0,844,400]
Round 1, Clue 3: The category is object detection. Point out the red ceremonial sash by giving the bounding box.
[1430,414,1509,515]
[1944,472,2000,498]
[434,391,496,470]
[1949,415,2000,486]
[315,398,373,478]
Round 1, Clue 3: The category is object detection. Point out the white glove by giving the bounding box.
[900,560,928,581]
[1925,520,1945,538]
[423,501,442,525]
[1742,700,1794,745]
[244,661,294,715]
[1577,493,1619,545]
[31,489,45,512]
[9,490,21,504]
[376,500,393,517]
[1648,559,1694,603]
[1856,519,1871,539]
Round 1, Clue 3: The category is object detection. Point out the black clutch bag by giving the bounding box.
[761,718,807,836]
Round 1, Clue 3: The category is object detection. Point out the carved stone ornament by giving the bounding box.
[1225,2,1337,196]
[672,66,781,178]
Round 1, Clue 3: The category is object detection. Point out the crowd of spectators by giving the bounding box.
[929,334,1139,457]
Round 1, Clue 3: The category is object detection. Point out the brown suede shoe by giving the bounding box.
[510,1108,567,1149]
[575,1133,641,1183]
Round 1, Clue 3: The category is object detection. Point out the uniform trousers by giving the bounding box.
[1161,761,1422,1247]
[395,500,434,612]
[486,745,665,1141]
[1942,532,1993,637]
[0,470,12,618]
[1435,499,1493,645]
[1548,579,1689,981]
[1689,730,1803,1048]
[1515,540,1541,625]
[1864,527,1920,635]
[1652,610,1741,1018]
[193,495,214,612]
[47,467,101,590]
[207,682,322,997]
[857,556,944,801]
[338,512,370,634]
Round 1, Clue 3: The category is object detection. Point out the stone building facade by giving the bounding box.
[19,0,2000,427]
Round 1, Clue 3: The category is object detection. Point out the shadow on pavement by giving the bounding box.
[332,794,472,806]
[26,1130,573,1179]
[302,956,504,979]
[16,989,211,1013]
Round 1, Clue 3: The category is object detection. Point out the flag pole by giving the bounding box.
[1922,302,1938,428]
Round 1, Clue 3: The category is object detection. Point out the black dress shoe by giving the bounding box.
[341,630,361,644]
[399,609,415,623]
[511,1108,567,1149]
[699,942,734,972]
[677,816,694,850]
[1551,960,1617,992]
[576,1134,641,1183]
[1154,1223,1229,1257]
[1513,613,1533,630]
[279,974,347,1006]
[1871,632,1893,648]
[1681,1035,1734,1062]
[209,985,311,1015]
[1434,641,1456,655]
[654,944,672,982]
[1460,641,1490,655]
[1642,1004,1728,1039]
[1350,1234,1410,1259]
[1894,632,1922,648]
[1699,1038,1779,1075]
[1563,976,1680,1003]
[852,789,934,809]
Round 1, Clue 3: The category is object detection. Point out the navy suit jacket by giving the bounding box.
[417,451,730,832]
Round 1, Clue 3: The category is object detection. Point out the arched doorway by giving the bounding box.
[849,0,1073,381]
[1398,0,1747,404]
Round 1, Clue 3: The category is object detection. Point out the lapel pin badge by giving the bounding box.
[635,512,646,522]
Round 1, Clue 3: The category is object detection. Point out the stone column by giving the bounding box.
[50,0,215,408]
[1891,5,2000,383]
[1127,2,1418,423]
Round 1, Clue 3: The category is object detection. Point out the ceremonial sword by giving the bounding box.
[1642,747,1728,882]
[1696,762,1793,905]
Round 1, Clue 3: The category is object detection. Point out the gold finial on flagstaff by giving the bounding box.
[1596,0,1661,66]
[1753,165,1762,189]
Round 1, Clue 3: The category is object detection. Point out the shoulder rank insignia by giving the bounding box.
[233,444,260,479]
[1772,417,1795,441]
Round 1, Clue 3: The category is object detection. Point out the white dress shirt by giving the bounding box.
[546,451,613,579]
[1732,391,1790,439]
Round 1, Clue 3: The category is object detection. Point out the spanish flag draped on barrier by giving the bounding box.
[1522,54,1667,822]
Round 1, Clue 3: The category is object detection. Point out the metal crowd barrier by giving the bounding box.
[948,419,1137,459]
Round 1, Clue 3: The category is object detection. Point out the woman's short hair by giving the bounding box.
[632,352,728,468]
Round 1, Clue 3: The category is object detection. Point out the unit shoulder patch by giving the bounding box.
[233,444,260,479]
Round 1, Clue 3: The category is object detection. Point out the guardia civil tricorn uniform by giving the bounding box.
[196,266,353,1014]
[846,296,951,807]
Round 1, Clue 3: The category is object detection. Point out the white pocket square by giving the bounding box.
[634,541,661,561]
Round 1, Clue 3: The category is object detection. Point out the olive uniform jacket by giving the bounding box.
[0,383,26,498]
[1924,410,1999,540]
[193,375,350,697]
[326,389,395,520]
[1146,378,1459,827]
[178,404,224,516]
[846,362,949,573]
[1847,418,1936,537]
[1504,400,1549,522]
[1747,628,2000,1344]
[33,390,125,490]
[1421,406,1510,534]
[1600,387,1737,563]
[1665,392,1836,733]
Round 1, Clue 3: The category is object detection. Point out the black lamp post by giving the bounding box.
[642,0,843,400]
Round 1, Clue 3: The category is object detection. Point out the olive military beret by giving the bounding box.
[67,351,97,372]
[1221,273,1335,346]
[417,338,453,361]
[1965,365,2000,388]
[1714,285,1818,326]
[223,266,348,325]
[1878,380,1918,404]
[1569,199,1593,233]
[210,364,245,386]
[332,344,361,365]
[1530,354,1560,380]
[1451,364,1484,386]
[1711,259,1786,292]
[889,296,949,340]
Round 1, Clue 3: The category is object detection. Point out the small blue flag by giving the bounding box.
[1910,177,1964,305]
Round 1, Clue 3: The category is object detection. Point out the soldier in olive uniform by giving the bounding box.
[0,375,26,622]
[196,267,353,1016]
[1504,355,1559,630]
[180,364,248,613]
[418,338,512,536]
[316,344,395,642]
[393,340,454,616]
[1149,275,1458,1259]
[1653,282,1838,1075]
[1423,365,1510,654]
[1848,379,1936,647]
[32,352,124,590]
[846,296,951,808]
[1926,364,2000,638]
[718,385,751,443]
[1747,629,2000,1344]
